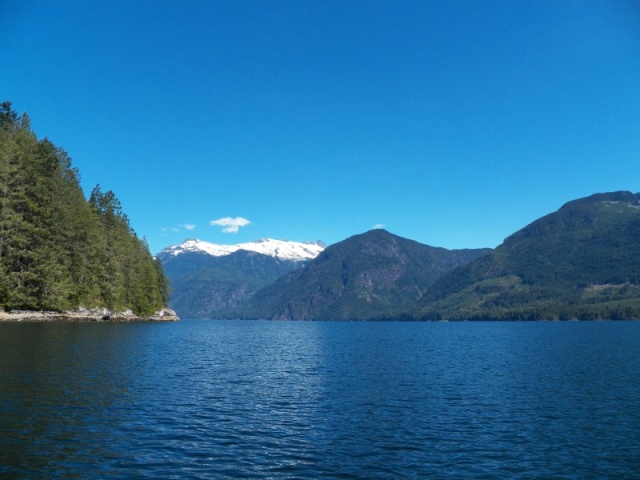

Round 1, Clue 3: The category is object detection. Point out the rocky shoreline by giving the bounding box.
[0,307,180,322]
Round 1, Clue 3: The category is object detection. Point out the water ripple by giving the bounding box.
[1,320,640,478]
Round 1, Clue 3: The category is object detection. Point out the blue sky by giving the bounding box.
[2,1,639,254]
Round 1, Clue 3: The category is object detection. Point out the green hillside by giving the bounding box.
[417,192,640,320]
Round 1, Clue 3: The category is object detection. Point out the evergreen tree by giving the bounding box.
[0,101,170,314]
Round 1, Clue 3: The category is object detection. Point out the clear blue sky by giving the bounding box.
[2,0,639,254]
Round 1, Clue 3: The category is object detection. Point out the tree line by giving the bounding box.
[0,101,169,315]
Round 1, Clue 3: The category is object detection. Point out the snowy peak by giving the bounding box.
[161,238,236,257]
[236,238,326,261]
[160,238,325,262]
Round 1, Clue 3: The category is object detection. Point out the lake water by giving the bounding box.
[1,320,639,479]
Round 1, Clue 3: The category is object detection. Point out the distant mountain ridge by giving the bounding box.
[157,238,325,319]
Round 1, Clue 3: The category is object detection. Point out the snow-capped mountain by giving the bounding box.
[157,238,326,319]
[159,238,325,262]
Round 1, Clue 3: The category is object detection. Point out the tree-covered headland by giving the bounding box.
[0,101,169,315]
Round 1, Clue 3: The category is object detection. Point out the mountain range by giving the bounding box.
[158,191,640,321]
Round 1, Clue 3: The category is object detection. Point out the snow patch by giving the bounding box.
[161,238,325,262]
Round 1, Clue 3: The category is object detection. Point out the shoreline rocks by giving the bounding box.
[0,307,180,322]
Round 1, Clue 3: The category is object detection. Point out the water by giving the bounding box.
[1,320,639,479]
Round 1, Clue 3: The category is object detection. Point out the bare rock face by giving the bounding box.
[148,308,180,322]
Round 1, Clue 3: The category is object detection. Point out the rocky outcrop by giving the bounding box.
[143,308,180,322]
[0,307,180,322]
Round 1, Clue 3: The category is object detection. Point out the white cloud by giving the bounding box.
[162,224,195,235]
[373,224,385,230]
[210,216,251,233]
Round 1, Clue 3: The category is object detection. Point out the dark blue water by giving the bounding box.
[1,320,640,479]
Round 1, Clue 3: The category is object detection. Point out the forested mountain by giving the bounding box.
[0,102,169,315]
[233,229,490,320]
[416,192,640,320]
[157,238,323,318]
